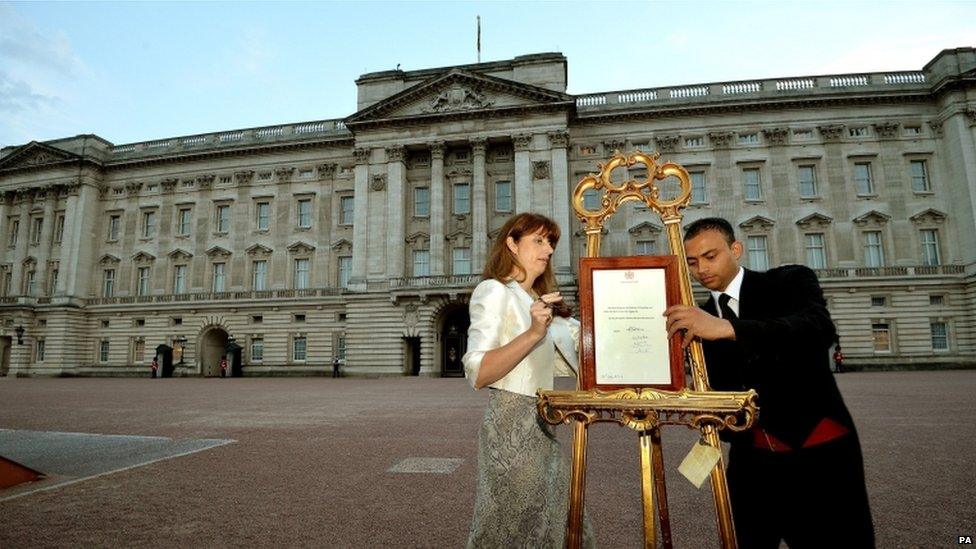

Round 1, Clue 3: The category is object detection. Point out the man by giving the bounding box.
[664,217,873,548]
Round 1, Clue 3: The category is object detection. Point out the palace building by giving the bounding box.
[1,48,974,376]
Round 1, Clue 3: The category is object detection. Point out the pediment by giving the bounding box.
[405,231,430,244]
[0,141,80,171]
[98,254,121,266]
[909,208,946,224]
[132,251,156,263]
[287,241,316,254]
[245,244,273,256]
[346,69,573,127]
[739,215,776,231]
[795,213,833,228]
[168,248,193,261]
[205,245,232,258]
[628,221,662,235]
[852,210,890,226]
[330,238,352,251]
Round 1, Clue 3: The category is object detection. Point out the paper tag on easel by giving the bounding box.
[678,438,722,489]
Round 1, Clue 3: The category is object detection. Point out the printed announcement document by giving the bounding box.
[592,268,671,385]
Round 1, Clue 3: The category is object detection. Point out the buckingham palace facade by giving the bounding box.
[1,47,974,377]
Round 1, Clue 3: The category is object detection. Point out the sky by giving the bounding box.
[1,1,974,149]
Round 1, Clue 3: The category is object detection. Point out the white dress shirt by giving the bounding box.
[709,266,745,318]
[463,278,580,397]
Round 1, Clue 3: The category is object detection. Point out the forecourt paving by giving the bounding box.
[0,371,973,548]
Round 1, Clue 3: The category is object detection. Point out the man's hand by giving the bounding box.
[663,304,736,349]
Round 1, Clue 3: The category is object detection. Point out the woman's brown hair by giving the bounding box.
[482,212,571,317]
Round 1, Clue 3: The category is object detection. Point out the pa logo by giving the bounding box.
[959,535,973,544]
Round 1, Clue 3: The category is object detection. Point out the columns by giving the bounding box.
[429,142,446,275]
[548,131,572,274]
[58,182,98,297]
[351,147,370,287]
[386,145,406,279]
[514,133,533,213]
[10,190,32,295]
[471,138,488,273]
[35,187,57,295]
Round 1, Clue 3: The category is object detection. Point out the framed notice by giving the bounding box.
[578,255,685,391]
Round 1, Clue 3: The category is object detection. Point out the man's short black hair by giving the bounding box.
[684,217,736,244]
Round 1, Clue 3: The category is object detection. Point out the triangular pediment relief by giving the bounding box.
[330,238,352,251]
[405,231,430,244]
[22,256,37,267]
[739,215,776,231]
[346,69,573,127]
[98,254,121,266]
[245,244,273,256]
[287,241,316,254]
[0,141,85,172]
[132,251,156,263]
[168,248,193,261]
[795,213,833,228]
[445,229,470,245]
[628,221,663,235]
[909,208,947,224]
[852,210,890,227]
[205,245,232,258]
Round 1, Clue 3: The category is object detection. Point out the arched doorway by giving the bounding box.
[440,307,469,377]
[199,328,228,377]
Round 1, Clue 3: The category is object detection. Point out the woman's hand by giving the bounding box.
[528,292,562,338]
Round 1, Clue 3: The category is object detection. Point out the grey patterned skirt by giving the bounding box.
[467,388,595,548]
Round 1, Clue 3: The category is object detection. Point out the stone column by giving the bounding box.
[11,190,33,295]
[513,134,533,214]
[471,138,488,273]
[386,145,406,279]
[59,183,99,297]
[34,186,57,295]
[351,147,371,288]
[548,131,572,275]
[0,193,10,268]
[429,142,446,275]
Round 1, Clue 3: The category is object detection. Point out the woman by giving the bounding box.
[463,212,594,548]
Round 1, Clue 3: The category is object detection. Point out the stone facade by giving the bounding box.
[1,49,974,376]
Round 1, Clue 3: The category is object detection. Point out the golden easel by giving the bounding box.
[537,151,759,548]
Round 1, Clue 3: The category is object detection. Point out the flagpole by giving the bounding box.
[477,15,481,63]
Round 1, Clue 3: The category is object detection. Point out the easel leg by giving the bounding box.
[639,430,657,549]
[566,421,588,549]
[651,428,673,548]
[704,425,738,549]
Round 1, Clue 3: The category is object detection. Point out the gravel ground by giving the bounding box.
[0,371,973,548]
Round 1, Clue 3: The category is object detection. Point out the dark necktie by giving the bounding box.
[718,293,738,320]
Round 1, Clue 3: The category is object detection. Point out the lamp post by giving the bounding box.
[176,336,187,365]
[14,325,24,345]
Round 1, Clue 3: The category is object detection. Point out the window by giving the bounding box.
[738,133,759,145]
[453,183,470,214]
[216,204,230,233]
[338,257,352,288]
[910,160,930,192]
[135,318,145,327]
[294,258,310,289]
[743,168,763,201]
[252,260,267,290]
[219,175,232,184]
[101,319,110,328]
[453,247,472,275]
[137,267,150,296]
[930,322,949,351]
[2,271,10,296]
[250,338,264,362]
[495,181,512,212]
[336,335,347,359]
[132,338,145,363]
[142,211,156,238]
[294,314,306,323]
[871,323,891,352]
[36,339,45,362]
[340,196,355,225]
[864,231,884,267]
[25,270,36,296]
[103,269,116,297]
[99,340,110,362]
[172,317,182,326]
[854,163,873,195]
[920,229,941,266]
[635,240,655,255]
[413,250,430,277]
[798,165,818,198]
[929,295,944,306]
[258,172,272,181]
[293,336,307,361]
[583,189,601,210]
[414,187,430,217]
[849,127,869,138]
[178,208,192,236]
[30,218,43,245]
[297,199,312,228]
[690,171,707,204]
[212,263,226,292]
[256,202,270,230]
[805,233,826,269]
[684,136,704,148]
[173,265,187,293]
[298,167,313,179]
[904,126,921,136]
[50,268,58,294]
[746,235,769,271]
[871,296,886,307]
[108,215,120,241]
[793,129,814,140]
[8,218,19,246]
[54,214,65,243]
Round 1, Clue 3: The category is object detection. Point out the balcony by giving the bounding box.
[813,264,964,279]
[84,287,347,307]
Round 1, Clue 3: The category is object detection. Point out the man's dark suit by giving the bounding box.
[701,265,874,548]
